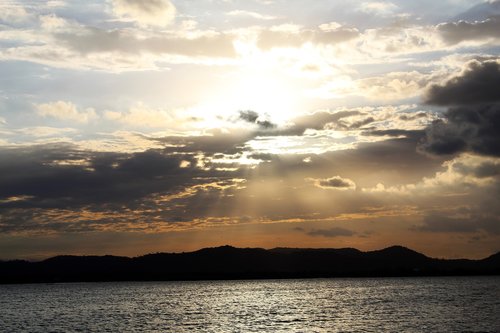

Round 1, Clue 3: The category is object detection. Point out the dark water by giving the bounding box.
[0,276,499,332]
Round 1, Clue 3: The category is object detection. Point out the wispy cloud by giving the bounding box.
[111,0,176,27]
[227,10,277,20]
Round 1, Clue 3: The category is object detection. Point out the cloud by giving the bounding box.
[3,0,500,255]
[451,158,500,179]
[56,27,236,59]
[454,0,500,22]
[0,121,441,235]
[39,14,69,31]
[420,60,500,157]
[424,60,500,106]
[277,105,432,137]
[36,101,98,123]
[0,3,32,24]
[0,136,254,235]
[364,153,500,196]
[16,126,77,138]
[358,1,398,15]
[363,129,424,139]
[257,24,359,50]
[238,110,259,123]
[157,129,254,155]
[0,12,235,71]
[277,110,363,135]
[419,105,500,157]
[244,105,436,158]
[311,176,356,190]
[104,104,174,128]
[416,214,500,234]
[438,16,500,45]
[0,142,246,211]
[306,227,356,238]
[417,215,482,233]
[238,110,276,129]
[227,10,277,20]
[112,0,176,27]
[357,71,436,101]
[1,126,495,239]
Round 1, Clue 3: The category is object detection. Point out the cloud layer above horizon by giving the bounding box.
[1,0,499,259]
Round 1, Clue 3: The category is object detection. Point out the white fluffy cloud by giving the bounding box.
[364,154,500,195]
[0,3,32,24]
[36,101,98,123]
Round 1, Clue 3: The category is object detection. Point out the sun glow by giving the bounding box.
[188,46,311,128]
[231,72,300,123]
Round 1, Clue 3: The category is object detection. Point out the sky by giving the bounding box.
[1,0,499,260]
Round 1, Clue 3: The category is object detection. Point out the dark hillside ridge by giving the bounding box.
[1,245,499,284]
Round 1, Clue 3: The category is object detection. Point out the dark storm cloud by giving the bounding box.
[0,125,455,235]
[420,60,500,157]
[437,15,500,45]
[452,159,500,179]
[0,124,275,234]
[306,227,356,238]
[0,142,238,210]
[419,104,500,156]
[470,162,500,178]
[419,121,465,155]
[424,60,500,106]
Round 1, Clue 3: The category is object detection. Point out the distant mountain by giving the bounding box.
[482,251,500,266]
[453,0,500,21]
[0,246,498,284]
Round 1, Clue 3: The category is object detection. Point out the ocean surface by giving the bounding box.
[0,276,499,332]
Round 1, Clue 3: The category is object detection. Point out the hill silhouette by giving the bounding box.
[0,245,499,284]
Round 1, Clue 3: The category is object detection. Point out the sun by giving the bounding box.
[189,59,307,129]
[227,69,301,124]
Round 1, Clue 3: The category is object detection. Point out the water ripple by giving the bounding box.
[0,276,499,332]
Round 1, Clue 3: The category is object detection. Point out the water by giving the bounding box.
[0,276,499,332]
